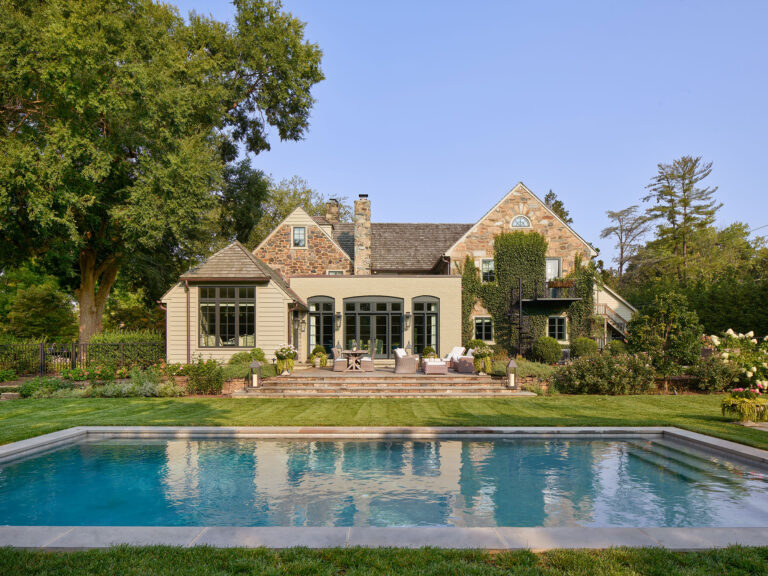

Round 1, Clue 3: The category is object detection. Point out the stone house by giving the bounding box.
[161,183,635,363]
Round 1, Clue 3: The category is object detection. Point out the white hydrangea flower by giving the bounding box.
[747,331,755,338]
[726,329,736,336]
[752,339,758,344]
[747,371,754,378]
[721,352,729,359]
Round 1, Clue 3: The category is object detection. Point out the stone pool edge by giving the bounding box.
[2,425,768,551]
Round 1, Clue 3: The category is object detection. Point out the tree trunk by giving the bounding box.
[76,250,119,343]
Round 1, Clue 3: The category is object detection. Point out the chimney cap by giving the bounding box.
[358,193,368,199]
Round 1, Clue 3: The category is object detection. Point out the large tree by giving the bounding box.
[642,156,721,284]
[0,0,324,341]
[600,205,650,280]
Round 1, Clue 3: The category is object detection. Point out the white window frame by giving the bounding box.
[480,259,495,283]
[327,270,344,276]
[511,215,532,228]
[291,226,307,249]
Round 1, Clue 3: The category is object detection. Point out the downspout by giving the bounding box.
[185,280,191,364]
[440,254,450,274]
[288,303,298,351]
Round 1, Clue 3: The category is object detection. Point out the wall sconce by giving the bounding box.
[300,319,306,333]
[335,312,342,329]
[404,312,412,329]
[292,316,300,333]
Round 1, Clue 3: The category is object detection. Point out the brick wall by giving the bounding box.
[254,223,353,277]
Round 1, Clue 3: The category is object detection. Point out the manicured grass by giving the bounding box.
[1,394,766,449]
[1,545,767,575]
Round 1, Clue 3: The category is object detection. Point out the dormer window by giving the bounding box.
[292,226,306,248]
[511,215,531,228]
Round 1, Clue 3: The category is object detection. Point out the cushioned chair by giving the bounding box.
[443,346,466,369]
[332,347,348,372]
[394,348,419,374]
[422,358,448,375]
[360,340,375,372]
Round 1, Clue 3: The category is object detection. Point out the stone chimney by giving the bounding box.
[354,194,371,275]
[325,198,340,224]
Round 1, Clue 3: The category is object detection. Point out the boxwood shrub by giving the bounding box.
[530,336,561,364]
[606,340,627,356]
[570,337,598,358]
[554,353,656,395]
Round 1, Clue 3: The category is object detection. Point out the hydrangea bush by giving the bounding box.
[714,329,768,421]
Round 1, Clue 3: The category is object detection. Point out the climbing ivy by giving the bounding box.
[460,256,480,343]
[566,254,598,339]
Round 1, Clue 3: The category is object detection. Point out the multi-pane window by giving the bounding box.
[474,317,493,341]
[481,259,495,283]
[308,297,335,354]
[548,316,566,341]
[292,226,306,248]
[327,270,344,276]
[413,297,439,354]
[199,286,255,347]
[511,215,531,228]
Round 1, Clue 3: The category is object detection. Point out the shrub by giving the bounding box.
[530,336,561,364]
[19,377,76,398]
[228,351,254,365]
[515,358,556,380]
[6,284,77,341]
[626,292,702,376]
[421,346,436,358]
[570,337,598,358]
[186,358,224,395]
[259,363,277,379]
[90,330,164,344]
[0,367,17,383]
[709,330,768,389]
[87,364,116,383]
[554,353,656,395]
[60,367,89,381]
[689,355,741,393]
[221,362,250,381]
[88,376,185,398]
[606,340,627,356]
[463,339,486,352]
[491,344,509,363]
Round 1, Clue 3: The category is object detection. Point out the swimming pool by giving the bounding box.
[2,429,767,528]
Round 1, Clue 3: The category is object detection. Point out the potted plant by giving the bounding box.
[275,344,297,375]
[421,346,437,359]
[471,345,493,374]
[309,345,328,368]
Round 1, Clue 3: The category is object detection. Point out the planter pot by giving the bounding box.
[548,280,574,288]
[313,358,321,368]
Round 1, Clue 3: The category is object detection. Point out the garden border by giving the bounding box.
[1,426,768,551]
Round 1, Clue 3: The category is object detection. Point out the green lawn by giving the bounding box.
[1,545,767,575]
[1,394,766,450]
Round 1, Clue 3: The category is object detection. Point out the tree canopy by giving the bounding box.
[0,0,324,341]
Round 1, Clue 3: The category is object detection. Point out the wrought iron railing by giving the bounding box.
[0,342,166,376]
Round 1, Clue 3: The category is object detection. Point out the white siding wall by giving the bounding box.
[161,281,290,364]
[595,287,635,324]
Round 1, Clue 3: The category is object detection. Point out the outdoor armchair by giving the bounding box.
[361,340,375,372]
[394,348,419,374]
[331,347,348,372]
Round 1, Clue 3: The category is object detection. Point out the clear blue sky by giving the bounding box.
[176,0,768,264]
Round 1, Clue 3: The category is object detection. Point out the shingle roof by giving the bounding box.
[180,242,306,308]
[332,223,472,272]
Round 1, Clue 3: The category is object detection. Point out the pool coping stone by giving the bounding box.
[2,425,768,551]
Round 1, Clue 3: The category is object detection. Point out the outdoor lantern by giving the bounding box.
[506,359,518,390]
[335,312,342,328]
[300,319,307,332]
[404,312,412,329]
[249,360,262,388]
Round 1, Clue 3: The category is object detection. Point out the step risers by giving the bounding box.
[264,378,496,386]
[235,391,528,398]
[259,381,498,388]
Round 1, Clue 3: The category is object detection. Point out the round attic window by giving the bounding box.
[511,215,531,228]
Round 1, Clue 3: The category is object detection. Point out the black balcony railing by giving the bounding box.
[510,279,583,303]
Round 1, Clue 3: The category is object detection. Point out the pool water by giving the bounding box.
[1,438,767,527]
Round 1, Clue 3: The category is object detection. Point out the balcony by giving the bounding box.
[513,279,583,303]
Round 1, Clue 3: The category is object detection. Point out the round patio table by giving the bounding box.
[342,349,367,371]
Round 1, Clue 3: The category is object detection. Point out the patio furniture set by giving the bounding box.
[330,345,478,375]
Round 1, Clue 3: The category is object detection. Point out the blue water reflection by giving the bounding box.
[1,438,767,527]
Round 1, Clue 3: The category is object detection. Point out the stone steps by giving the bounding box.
[259,379,497,388]
[233,382,535,398]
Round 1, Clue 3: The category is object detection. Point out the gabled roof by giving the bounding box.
[445,182,598,258]
[180,241,306,308]
[332,223,472,271]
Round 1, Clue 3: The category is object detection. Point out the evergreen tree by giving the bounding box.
[544,190,573,224]
[642,157,722,284]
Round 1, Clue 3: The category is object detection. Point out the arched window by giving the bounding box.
[412,296,439,355]
[511,215,531,228]
[308,296,335,354]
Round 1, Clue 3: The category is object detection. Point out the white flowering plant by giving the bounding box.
[709,330,768,390]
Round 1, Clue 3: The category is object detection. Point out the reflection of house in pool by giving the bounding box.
[157,438,752,527]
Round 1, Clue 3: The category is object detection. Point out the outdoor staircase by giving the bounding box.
[596,304,628,337]
[232,373,535,398]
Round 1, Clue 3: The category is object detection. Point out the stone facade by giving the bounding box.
[325,199,340,224]
[354,196,372,275]
[254,223,352,277]
[447,184,594,276]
